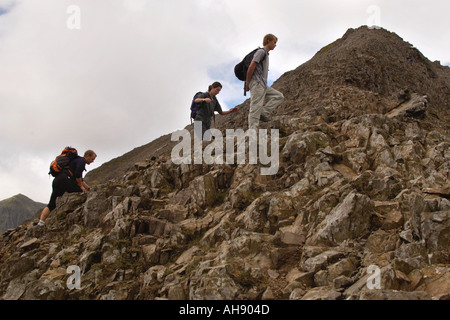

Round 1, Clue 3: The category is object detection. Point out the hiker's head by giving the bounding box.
[84,150,97,164]
[208,82,222,97]
[263,34,278,50]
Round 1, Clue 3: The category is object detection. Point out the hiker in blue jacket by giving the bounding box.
[194,82,238,140]
[37,150,97,227]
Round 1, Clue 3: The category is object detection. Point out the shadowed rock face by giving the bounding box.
[1,26,449,301]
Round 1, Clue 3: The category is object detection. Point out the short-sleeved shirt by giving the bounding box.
[251,48,269,87]
[194,92,223,129]
[69,156,87,179]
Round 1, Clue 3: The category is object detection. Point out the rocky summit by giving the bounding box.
[1,26,449,300]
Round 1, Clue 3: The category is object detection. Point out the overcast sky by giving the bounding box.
[0,0,449,203]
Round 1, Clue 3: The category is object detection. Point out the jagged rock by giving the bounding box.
[423,268,450,299]
[303,250,345,272]
[235,192,272,233]
[200,218,230,247]
[22,278,67,300]
[156,204,188,223]
[279,225,306,245]
[172,173,219,208]
[83,191,109,228]
[19,238,40,251]
[420,210,450,263]
[308,191,374,245]
[386,94,428,119]
[167,284,186,300]
[262,287,276,300]
[360,289,430,300]
[333,275,354,289]
[289,288,306,300]
[282,131,329,163]
[301,286,342,300]
[175,246,201,265]
[394,242,429,273]
[327,257,359,280]
[286,268,314,287]
[143,265,167,287]
[229,178,254,209]
[189,263,239,300]
[142,244,160,264]
[365,229,399,253]
[0,255,35,283]
[56,192,88,213]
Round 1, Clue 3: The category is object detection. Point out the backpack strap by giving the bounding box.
[243,48,267,96]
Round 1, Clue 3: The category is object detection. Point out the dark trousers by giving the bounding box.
[194,120,211,141]
[47,173,82,211]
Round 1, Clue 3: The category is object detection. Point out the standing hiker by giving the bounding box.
[37,150,97,227]
[194,81,238,140]
[245,34,284,129]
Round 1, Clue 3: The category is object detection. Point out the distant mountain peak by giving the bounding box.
[0,194,45,233]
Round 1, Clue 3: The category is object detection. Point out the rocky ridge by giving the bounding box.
[1,26,449,300]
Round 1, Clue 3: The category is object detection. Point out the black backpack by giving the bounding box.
[49,147,78,177]
[234,48,266,81]
[190,92,203,124]
[234,48,266,95]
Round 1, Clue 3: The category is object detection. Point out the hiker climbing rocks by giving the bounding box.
[245,34,284,129]
[37,149,97,227]
[193,81,238,140]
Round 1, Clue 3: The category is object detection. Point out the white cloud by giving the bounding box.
[0,0,449,202]
[0,151,52,203]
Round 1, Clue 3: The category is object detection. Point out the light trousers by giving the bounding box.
[248,79,284,129]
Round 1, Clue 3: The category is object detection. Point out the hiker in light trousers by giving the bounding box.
[245,34,284,129]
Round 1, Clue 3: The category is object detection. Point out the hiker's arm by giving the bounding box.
[195,97,211,103]
[82,180,91,191]
[245,61,258,91]
[76,178,86,192]
[219,107,239,115]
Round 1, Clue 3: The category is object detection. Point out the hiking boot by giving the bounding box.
[260,114,270,122]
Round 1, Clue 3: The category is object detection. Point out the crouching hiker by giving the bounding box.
[37,149,97,227]
[194,81,239,140]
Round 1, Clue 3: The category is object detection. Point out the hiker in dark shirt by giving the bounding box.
[194,82,238,140]
[37,150,97,227]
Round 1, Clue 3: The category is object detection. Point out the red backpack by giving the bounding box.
[49,147,78,177]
